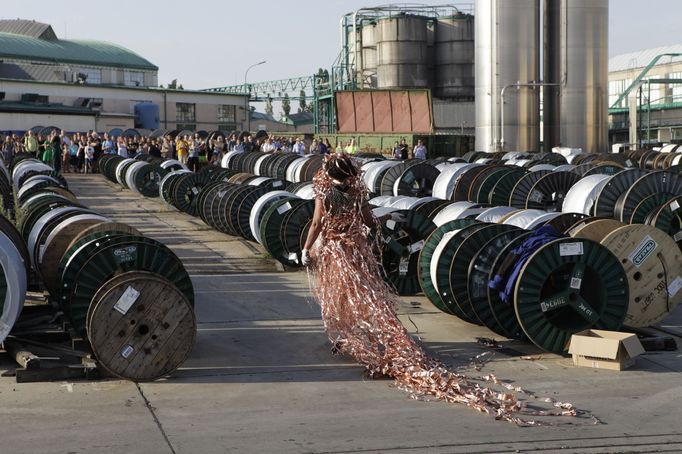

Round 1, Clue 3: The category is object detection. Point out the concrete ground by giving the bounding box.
[1,173,681,453]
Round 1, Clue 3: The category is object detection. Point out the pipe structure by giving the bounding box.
[500,81,560,151]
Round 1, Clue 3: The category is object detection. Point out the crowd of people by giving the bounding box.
[1,129,429,172]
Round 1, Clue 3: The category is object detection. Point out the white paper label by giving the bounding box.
[39,244,46,261]
[671,200,680,211]
[399,260,409,276]
[408,240,425,254]
[272,181,283,188]
[668,276,682,298]
[626,160,633,167]
[287,252,298,262]
[628,234,657,268]
[386,219,397,231]
[570,277,582,289]
[217,190,226,197]
[277,202,292,215]
[529,190,543,203]
[673,231,682,242]
[114,286,140,315]
[191,187,199,195]
[121,345,134,359]
[559,242,584,256]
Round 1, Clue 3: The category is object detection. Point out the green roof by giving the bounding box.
[0,101,95,115]
[0,32,158,71]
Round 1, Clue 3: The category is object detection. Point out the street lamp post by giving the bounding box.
[244,60,266,133]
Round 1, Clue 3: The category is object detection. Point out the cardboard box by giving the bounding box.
[568,329,645,371]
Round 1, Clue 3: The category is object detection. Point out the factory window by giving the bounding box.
[218,123,238,132]
[176,102,196,122]
[669,72,682,103]
[218,104,237,123]
[642,76,662,105]
[75,67,102,84]
[124,71,145,87]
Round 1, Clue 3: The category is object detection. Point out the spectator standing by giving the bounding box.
[176,135,189,164]
[69,137,80,172]
[262,138,275,153]
[413,139,427,160]
[399,138,409,160]
[292,138,306,156]
[319,138,329,155]
[149,139,162,158]
[392,141,401,159]
[102,134,114,154]
[310,139,320,155]
[188,135,203,172]
[85,140,95,173]
[345,138,358,155]
[50,129,62,172]
[161,137,171,159]
[24,130,39,157]
[117,137,128,158]
[2,135,15,165]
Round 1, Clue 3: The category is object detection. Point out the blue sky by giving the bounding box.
[4,0,680,91]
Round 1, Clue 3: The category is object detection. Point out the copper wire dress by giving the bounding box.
[307,172,584,426]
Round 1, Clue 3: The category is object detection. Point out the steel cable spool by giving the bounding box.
[124,162,149,192]
[537,152,568,166]
[380,161,416,196]
[58,233,194,335]
[528,164,557,172]
[249,191,296,244]
[0,230,28,343]
[207,168,238,183]
[614,171,682,223]
[508,169,552,208]
[467,229,530,339]
[252,177,286,191]
[203,183,238,232]
[215,184,253,234]
[231,186,270,239]
[501,209,550,229]
[0,159,9,185]
[418,219,479,312]
[432,163,480,200]
[377,209,436,296]
[97,154,117,174]
[392,162,441,198]
[220,150,243,170]
[253,154,270,176]
[217,185,255,236]
[646,197,682,250]
[524,171,581,211]
[488,168,529,206]
[115,159,137,187]
[466,165,507,203]
[462,151,487,163]
[197,182,229,226]
[582,164,624,177]
[598,224,682,327]
[448,223,521,324]
[26,206,94,270]
[260,198,308,266]
[276,154,302,180]
[173,172,214,216]
[452,165,491,202]
[431,222,488,321]
[280,199,316,267]
[86,270,196,382]
[629,193,674,224]
[158,170,191,207]
[132,163,168,198]
[592,168,649,218]
[562,174,612,215]
[472,167,520,204]
[514,238,629,353]
[571,163,596,177]
[553,164,576,172]
[413,199,452,220]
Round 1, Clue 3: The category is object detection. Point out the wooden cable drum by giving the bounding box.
[569,219,626,242]
[614,171,682,223]
[514,238,629,353]
[86,271,196,382]
[600,224,682,327]
[39,215,110,295]
[0,230,28,343]
[64,222,142,258]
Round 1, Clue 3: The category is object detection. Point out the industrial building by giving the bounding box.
[0,19,248,133]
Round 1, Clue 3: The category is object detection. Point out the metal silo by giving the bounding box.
[360,22,377,88]
[550,0,609,153]
[434,13,474,99]
[475,0,540,152]
[376,14,429,89]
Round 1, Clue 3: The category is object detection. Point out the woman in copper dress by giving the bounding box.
[301,154,582,426]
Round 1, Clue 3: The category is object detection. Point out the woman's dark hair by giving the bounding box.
[326,155,358,181]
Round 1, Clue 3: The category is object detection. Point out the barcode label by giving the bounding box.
[114,286,140,315]
[570,277,582,289]
[277,202,292,214]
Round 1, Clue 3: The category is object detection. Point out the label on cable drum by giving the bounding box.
[570,277,582,290]
[272,181,283,188]
[277,202,292,215]
[408,240,424,254]
[399,259,409,276]
[628,235,657,268]
[559,242,584,256]
[674,231,682,243]
[529,190,544,203]
[626,159,634,167]
[671,200,680,211]
[114,286,140,315]
[191,187,199,195]
[668,276,682,298]
[386,219,397,231]
[120,345,134,359]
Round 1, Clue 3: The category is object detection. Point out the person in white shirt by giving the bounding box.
[261,138,275,153]
[413,140,427,160]
[292,138,306,156]
[117,137,128,158]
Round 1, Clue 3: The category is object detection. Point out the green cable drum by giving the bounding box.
[280,200,316,267]
[432,223,488,321]
[379,209,436,296]
[223,185,258,236]
[488,168,528,206]
[236,187,270,240]
[393,163,440,198]
[259,198,307,266]
[448,224,521,324]
[508,170,551,208]
[413,199,451,220]
[514,238,628,353]
[418,218,478,313]
[172,172,212,216]
[630,193,673,224]
[58,234,194,335]
[646,196,682,250]
[614,171,682,223]
[524,171,581,212]
[467,229,530,339]
[593,168,648,218]
[380,162,415,196]
[471,166,512,203]
[196,181,225,225]
[133,164,168,197]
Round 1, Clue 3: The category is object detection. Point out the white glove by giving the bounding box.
[389,212,406,223]
[301,249,310,266]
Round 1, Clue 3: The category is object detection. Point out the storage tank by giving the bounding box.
[360,22,377,88]
[475,0,540,152]
[376,14,429,89]
[545,0,609,153]
[434,13,474,100]
[134,103,160,130]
